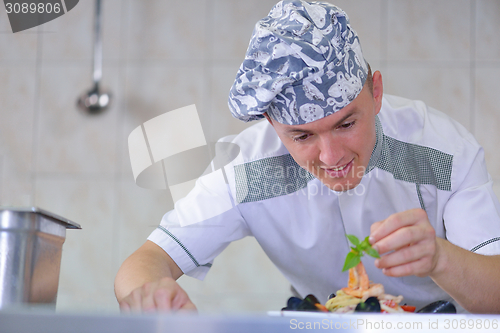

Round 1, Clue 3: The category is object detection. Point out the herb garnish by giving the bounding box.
[342,235,380,272]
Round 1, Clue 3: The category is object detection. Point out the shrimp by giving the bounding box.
[341,261,385,300]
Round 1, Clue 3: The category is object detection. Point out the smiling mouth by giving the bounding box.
[321,159,354,178]
[331,164,349,171]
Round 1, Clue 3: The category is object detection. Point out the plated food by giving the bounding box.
[281,234,456,314]
[326,261,409,313]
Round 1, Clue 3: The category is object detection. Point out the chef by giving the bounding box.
[114,0,500,313]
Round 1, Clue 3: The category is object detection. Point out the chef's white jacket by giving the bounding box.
[149,94,500,312]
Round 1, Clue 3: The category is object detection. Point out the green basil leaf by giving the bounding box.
[346,234,360,247]
[350,247,360,256]
[359,236,370,251]
[365,246,380,259]
[342,251,361,272]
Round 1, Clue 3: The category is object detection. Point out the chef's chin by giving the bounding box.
[315,173,362,192]
[324,179,362,192]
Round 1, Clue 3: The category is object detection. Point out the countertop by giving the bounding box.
[1,308,500,333]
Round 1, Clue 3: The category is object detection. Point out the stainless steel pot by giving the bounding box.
[0,207,81,309]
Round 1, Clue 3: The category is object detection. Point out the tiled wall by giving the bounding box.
[0,0,499,314]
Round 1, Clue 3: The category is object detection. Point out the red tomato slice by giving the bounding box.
[401,305,416,312]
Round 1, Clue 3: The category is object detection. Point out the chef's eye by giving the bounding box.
[293,134,310,142]
[338,121,355,129]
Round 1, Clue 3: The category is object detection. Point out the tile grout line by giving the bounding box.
[469,0,476,136]
[204,0,215,151]
[380,0,388,70]
[35,172,117,179]
[110,0,131,279]
[30,24,45,207]
[0,155,3,206]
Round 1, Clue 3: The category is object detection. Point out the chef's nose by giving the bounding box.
[318,135,344,167]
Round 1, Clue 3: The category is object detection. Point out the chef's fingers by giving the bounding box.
[149,278,196,312]
[375,240,435,271]
[379,255,435,278]
[373,221,435,255]
[171,291,197,312]
[145,277,181,312]
[169,287,197,312]
[140,281,164,313]
[124,287,146,313]
[135,288,191,313]
[369,221,383,239]
[119,301,131,313]
[370,208,429,249]
[152,287,174,311]
[179,300,197,311]
[118,278,178,313]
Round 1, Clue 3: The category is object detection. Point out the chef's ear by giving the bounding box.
[372,70,383,115]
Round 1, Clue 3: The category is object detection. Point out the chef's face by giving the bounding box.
[266,71,383,192]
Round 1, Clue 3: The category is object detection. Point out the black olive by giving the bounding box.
[284,296,302,310]
[294,295,322,311]
[283,294,325,312]
[297,299,319,311]
[304,294,320,305]
[355,296,381,313]
[417,300,456,314]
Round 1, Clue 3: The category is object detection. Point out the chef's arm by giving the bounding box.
[114,240,196,312]
[429,239,500,313]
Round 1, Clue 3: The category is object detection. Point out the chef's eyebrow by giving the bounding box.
[284,111,355,135]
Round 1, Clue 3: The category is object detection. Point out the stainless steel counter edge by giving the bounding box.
[0,207,81,229]
[1,310,499,333]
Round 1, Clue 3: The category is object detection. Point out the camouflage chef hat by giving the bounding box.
[228,0,368,125]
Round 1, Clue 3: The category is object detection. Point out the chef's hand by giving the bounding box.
[369,208,441,278]
[119,277,197,313]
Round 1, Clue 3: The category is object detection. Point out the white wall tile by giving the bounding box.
[36,66,119,175]
[119,65,208,178]
[211,0,279,62]
[41,0,92,63]
[102,0,126,62]
[39,0,123,63]
[34,177,117,312]
[126,0,209,62]
[475,67,500,179]
[0,65,36,206]
[330,0,383,63]
[115,177,171,265]
[383,64,472,131]
[208,64,256,143]
[476,0,500,61]
[212,0,382,63]
[368,60,385,75]
[0,9,38,62]
[387,0,471,61]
